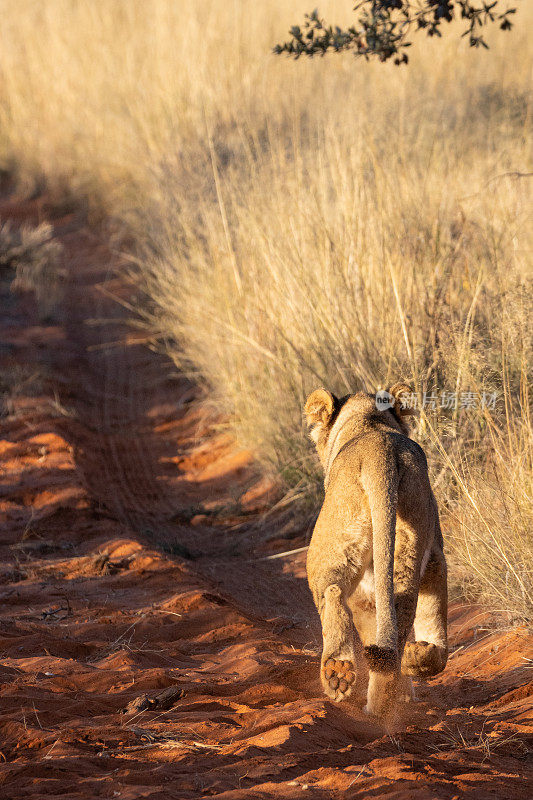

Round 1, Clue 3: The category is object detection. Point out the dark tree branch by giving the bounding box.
[273,3,517,64]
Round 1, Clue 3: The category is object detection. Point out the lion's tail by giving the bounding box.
[361,441,399,672]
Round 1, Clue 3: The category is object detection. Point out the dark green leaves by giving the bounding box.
[273,2,518,64]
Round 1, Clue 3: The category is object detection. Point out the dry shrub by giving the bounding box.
[0,1,530,620]
[1,220,64,319]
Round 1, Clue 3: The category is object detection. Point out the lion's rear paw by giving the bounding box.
[401,641,447,678]
[321,657,356,702]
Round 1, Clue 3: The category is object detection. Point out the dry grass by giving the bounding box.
[0,1,531,622]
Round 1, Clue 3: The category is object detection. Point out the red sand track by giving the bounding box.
[0,198,531,799]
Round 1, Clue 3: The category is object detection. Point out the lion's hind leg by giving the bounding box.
[319,584,359,701]
[401,549,448,679]
[308,522,370,703]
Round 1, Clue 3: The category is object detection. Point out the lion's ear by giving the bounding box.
[389,382,416,417]
[304,388,336,427]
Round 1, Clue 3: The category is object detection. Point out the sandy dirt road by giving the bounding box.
[0,198,532,799]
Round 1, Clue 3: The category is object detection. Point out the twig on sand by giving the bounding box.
[151,609,183,618]
[43,739,61,759]
[99,740,222,755]
[255,545,309,562]
[448,645,465,659]
[98,725,222,757]
[122,686,184,716]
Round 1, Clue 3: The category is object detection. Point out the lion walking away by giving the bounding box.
[304,383,448,725]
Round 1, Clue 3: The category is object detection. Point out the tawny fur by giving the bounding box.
[304,383,448,725]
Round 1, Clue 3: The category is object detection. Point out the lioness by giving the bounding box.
[304,383,448,722]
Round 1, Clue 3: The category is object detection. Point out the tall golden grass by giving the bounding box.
[0,0,531,621]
